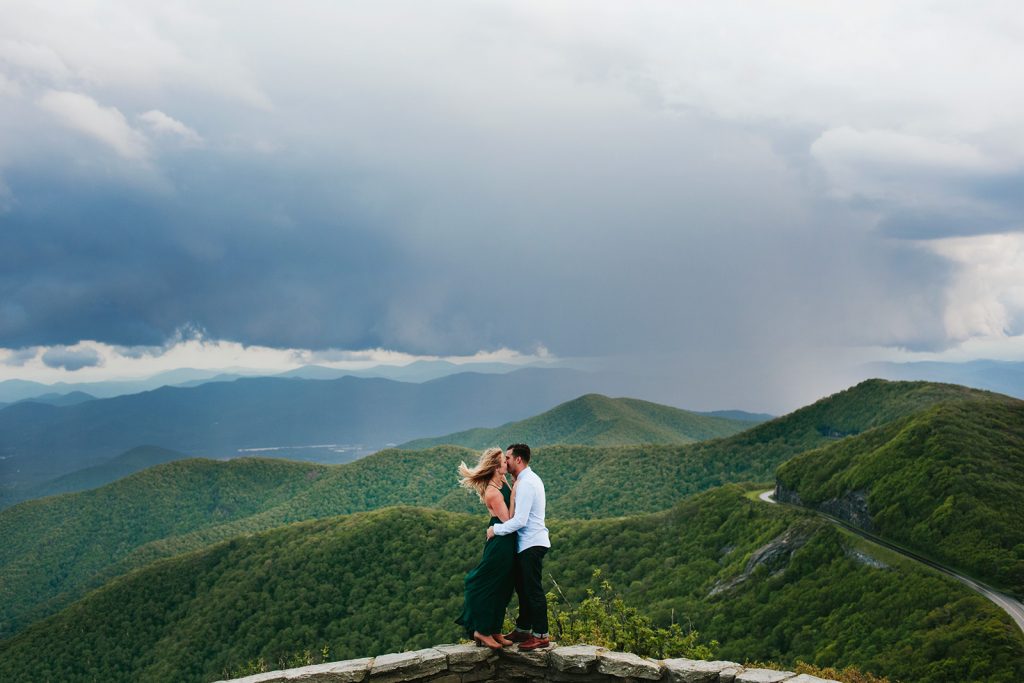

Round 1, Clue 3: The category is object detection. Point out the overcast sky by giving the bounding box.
[1,1,1023,411]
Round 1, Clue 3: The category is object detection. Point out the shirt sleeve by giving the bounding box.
[492,477,534,535]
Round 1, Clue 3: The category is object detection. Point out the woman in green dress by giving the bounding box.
[455,447,517,650]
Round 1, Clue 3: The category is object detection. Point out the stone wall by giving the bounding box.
[214,643,840,683]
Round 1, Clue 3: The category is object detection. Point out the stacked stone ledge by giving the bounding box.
[214,643,840,683]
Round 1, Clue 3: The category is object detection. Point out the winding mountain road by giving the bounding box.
[756,490,1024,636]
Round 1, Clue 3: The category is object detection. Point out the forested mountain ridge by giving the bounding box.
[525,379,1002,517]
[776,392,1024,594]
[0,487,1020,683]
[400,376,976,456]
[2,379,1009,640]
[0,458,332,638]
[8,445,188,503]
[399,393,756,449]
[1,390,97,407]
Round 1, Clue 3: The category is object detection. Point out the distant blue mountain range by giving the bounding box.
[0,368,605,490]
[0,360,545,403]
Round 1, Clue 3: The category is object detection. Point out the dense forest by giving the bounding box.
[777,394,1024,594]
[1,379,1022,683]
[0,487,1020,683]
[0,457,333,637]
[3,381,1019,640]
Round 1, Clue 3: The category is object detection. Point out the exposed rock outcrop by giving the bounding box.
[772,484,802,507]
[845,547,888,570]
[707,526,812,597]
[214,643,839,683]
[774,484,874,533]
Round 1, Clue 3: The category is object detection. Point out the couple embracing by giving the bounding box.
[456,443,550,651]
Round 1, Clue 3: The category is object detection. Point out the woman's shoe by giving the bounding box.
[473,632,502,650]
[492,633,513,647]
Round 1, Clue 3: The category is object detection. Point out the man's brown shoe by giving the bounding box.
[503,630,532,643]
[518,636,550,651]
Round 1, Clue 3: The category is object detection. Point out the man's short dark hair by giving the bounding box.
[507,443,531,463]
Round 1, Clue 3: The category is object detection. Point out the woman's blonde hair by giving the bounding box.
[457,447,504,502]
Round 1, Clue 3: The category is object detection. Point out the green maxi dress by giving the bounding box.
[456,482,516,636]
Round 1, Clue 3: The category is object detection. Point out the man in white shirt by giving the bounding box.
[486,443,551,650]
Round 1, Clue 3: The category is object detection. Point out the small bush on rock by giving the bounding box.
[546,570,716,659]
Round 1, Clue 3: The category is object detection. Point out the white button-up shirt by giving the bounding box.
[492,466,550,553]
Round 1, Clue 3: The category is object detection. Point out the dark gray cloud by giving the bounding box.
[0,68,963,369]
[0,153,407,350]
[113,343,171,360]
[875,208,1013,241]
[41,346,102,371]
[3,347,37,366]
[2,2,1023,409]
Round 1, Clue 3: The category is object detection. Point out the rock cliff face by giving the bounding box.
[214,643,839,683]
[774,484,874,533]
[708,526,812,597]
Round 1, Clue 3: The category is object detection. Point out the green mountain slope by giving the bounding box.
[776,393,1024,594]
[0,379,1002,639]
[16,445,189,502]
[513,379,1001,518]
[0,458,331,638]
[0,488,1020,683]
[399,394,756,449]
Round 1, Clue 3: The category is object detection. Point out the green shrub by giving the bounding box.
[546,570,716,660]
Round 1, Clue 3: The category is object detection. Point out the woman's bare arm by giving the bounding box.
[484,487,511,522]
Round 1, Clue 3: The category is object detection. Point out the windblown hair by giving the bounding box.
[458,447,504,502]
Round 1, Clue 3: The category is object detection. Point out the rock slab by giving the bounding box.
[595,651,662,680]
[735,669,797,683]
[664,657,743,683]
[291,658,374,682]
[550,645,602,673]
[370,649,446,683]
[433,644,496,673]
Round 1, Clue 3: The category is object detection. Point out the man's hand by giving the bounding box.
[486,527,495,541]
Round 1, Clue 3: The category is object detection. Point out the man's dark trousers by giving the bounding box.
[513,545,548,634]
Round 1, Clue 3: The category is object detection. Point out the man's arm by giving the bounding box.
[491,478,534,535]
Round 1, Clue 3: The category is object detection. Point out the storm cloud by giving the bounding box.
[41,345,103,371]
[3,346,37,367]
[1,1,1023,409]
